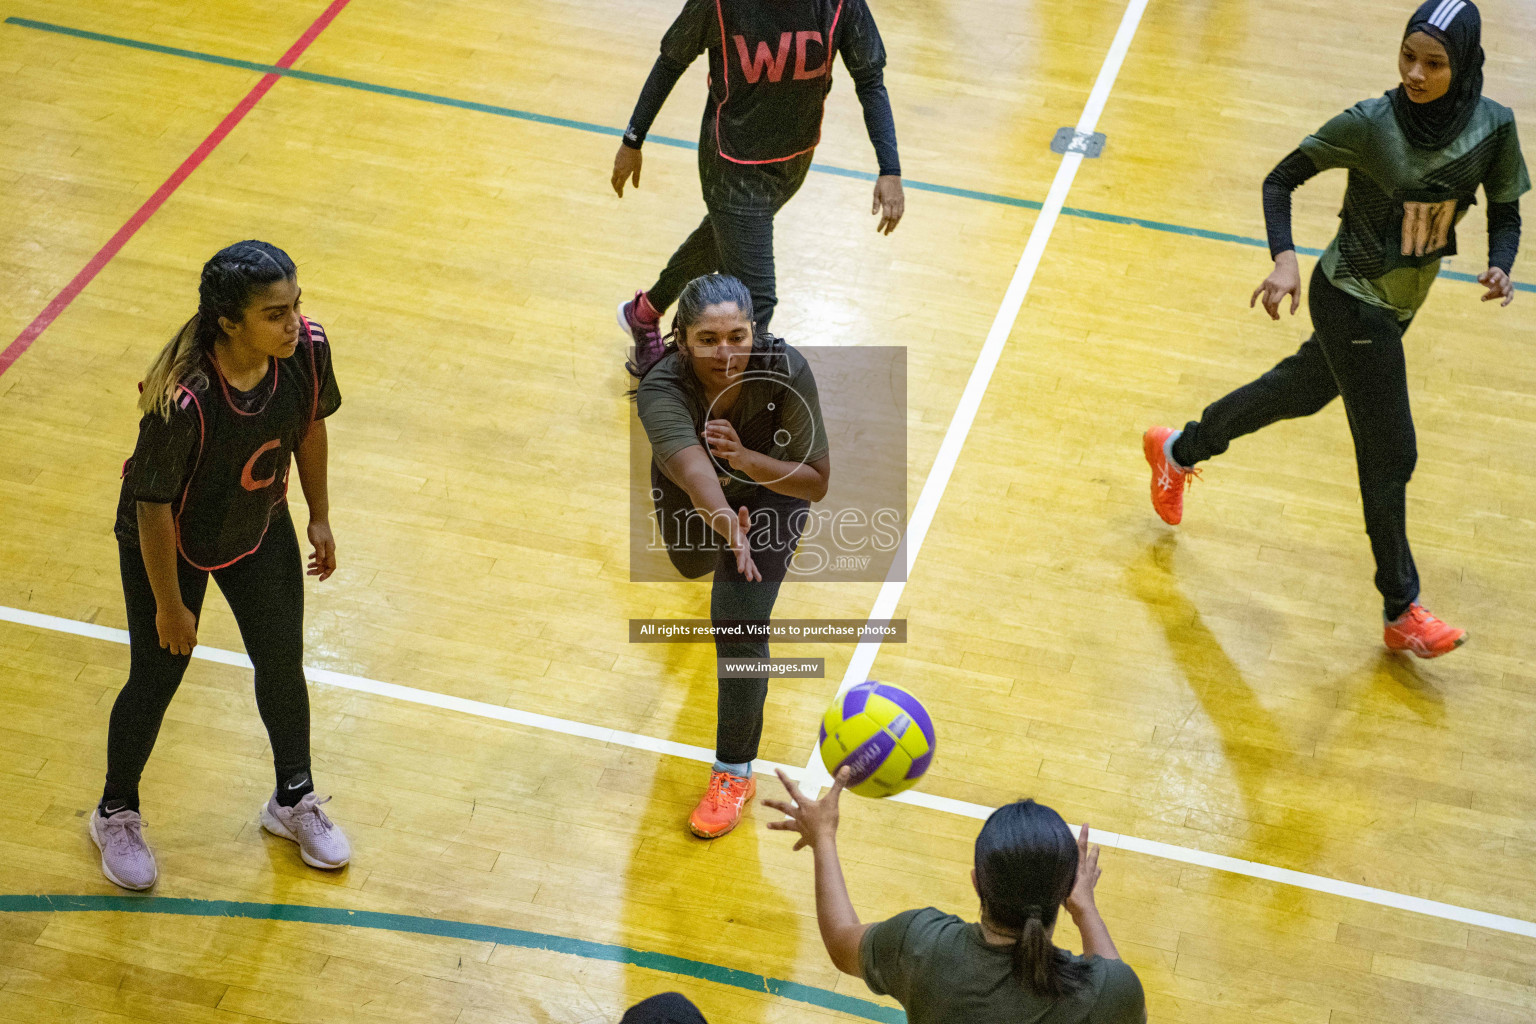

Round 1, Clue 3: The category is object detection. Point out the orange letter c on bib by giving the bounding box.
[241,439,282,491]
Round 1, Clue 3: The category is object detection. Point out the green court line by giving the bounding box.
[7,16,1529,295]
[0,893,905,1023]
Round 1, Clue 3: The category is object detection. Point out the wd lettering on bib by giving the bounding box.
[713,0,844,164]
[734,34,790,83]
[732,31,830,83]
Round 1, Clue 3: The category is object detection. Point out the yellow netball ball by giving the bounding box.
[818,681,936,798]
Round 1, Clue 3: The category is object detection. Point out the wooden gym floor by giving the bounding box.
[1,0,1533,1021]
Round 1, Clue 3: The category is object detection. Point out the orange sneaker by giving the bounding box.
[1143,426,1198,525]
[1384,604,1466,659]
[688,770,756,839]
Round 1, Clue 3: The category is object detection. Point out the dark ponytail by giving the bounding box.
[975,800,1090,998]
[140,240,296,419]
[1017,909,1058,996]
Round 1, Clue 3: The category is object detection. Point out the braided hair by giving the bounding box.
[139,240,297,419]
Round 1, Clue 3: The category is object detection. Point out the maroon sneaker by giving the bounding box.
[619,291,665,378]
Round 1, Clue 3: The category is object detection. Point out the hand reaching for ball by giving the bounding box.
[765,766,850,851]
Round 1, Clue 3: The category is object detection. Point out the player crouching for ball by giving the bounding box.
[93,241,350,891]
[768,769,1148,1022]
[632,273,830,839]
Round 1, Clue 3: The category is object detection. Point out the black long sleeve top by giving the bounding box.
[1263,148,1521,273]
[621,0,900,177]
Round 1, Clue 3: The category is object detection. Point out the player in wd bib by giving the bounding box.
[93,241,351,890]
[611,0,903,377]
[1145,0,1527,658]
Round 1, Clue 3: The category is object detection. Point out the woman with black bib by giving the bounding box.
[610,0,904,377]
[1145,0,1527,658]
[634,274,830,839]
[93,241,350,890]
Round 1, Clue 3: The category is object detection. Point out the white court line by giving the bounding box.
[800,0,1153,796]
[3,603,1534,940]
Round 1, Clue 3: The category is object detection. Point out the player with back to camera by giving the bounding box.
[633,274,830,840]
[1145,0,1527,659]
[766,767,1147,1023]
[92,241,351,891]
[610,0,904,377]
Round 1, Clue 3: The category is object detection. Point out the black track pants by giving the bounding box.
[1174,264,1420,619]
[647,126,811,331]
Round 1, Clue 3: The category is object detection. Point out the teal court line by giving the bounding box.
[0,893,904,1023]
[6,16,1530,295]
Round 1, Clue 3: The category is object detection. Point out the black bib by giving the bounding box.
[173,318,324,569]
[711,0,844,164]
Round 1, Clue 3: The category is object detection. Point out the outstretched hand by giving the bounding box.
[728,505,762,582]
[765,766,850,851]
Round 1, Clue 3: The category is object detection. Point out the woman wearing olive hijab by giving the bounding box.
[1146,0,1528,658]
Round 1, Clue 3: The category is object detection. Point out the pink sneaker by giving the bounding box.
[89,809,158,891]
[619,291,665,378]
[260,792,351,869]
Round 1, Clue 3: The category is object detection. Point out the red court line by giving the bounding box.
[0,0,354,379]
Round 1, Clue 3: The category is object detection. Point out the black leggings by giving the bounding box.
[652,463,809,765]
[1174,264,1420,619]
[103,506,311,809]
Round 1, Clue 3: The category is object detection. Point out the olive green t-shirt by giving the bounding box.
[1298,95,1530,320]
[859,908,1147,1024]
[634,340,828,503]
